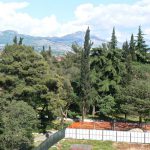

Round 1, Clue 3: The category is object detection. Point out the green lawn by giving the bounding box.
[49,139,116,150]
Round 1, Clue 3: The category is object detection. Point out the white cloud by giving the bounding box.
[0,2,60,37]
[57,0,150,42]
[0,0,150,42]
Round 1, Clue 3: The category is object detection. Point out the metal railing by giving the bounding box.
[33,128,65,150]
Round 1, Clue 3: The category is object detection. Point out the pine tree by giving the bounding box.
[136,26,148,61]
[122,40,132,83]
[129,34,136,61]
[80,27,92,121]
[110,27,117,49]
[122,40,129,59]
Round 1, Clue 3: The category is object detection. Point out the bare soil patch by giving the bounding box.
[114,142,150,150]
[69,121,150,131]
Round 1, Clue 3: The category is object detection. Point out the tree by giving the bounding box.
[118,79,150,125]
[0,100,37,150]
[80,27,93,121]
[110,27,117,49]
[122,40,132,83]
[18,37,24,45]
[117,63,150,123]
[41,46,52,65]
[13,36,17,45]
[57,43,82,119]
[59,78,76,127]
[136,26,148,62]
[48,45,52,57]
[90,46,125,117]
[122,40,129,59]
[0,44,65,132]
[129,34,136,61]
[42,45,45,51]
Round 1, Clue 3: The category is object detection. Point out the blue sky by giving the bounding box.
[1,0,137,22]
[0,0,149,42]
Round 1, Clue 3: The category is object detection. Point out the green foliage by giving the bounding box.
[136,26,149,62]
[0,45,49,107]
[122,40,132,84]
[0,44,72,132]
[122,41,129,59]
[1,27,150,149]
[117,63,150,122]
[0,100,37,150]
[18,37,24,45]
[110,27,117,49]
[13,36,17,44]
[56,42,81,120]
[99,95,115,115]
[90,45,125,116]
[80,27,93,121]
[129,34,136,61]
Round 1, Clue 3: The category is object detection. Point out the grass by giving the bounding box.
[49,139,150,150]
[49,139,115,150]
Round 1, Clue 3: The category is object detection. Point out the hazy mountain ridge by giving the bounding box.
[0,30,106,55]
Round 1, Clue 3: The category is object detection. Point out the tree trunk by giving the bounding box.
[139,115,142,127]
[125,113,127,123]
[82,105,85,122]
[82,102,86,122]
[92,105,95,117]
[60,115,64,129]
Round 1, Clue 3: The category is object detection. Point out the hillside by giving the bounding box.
[0,30,106,55]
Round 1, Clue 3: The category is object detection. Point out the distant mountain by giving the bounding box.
[0,30,107,55]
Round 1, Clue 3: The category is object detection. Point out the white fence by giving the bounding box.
[65,128,150,143]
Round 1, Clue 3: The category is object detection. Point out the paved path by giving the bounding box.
[33,131,57,143]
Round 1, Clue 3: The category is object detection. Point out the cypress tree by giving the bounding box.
[129,34,136,61]
[110,27,117,49]
[80,27,92,121]
[48,45,52,57]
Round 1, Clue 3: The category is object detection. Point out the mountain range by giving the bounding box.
[0,30,107,55]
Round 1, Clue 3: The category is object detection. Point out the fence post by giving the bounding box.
[144,132,145,144]
[89,129,90,139]
[33,128,65,150]
[130,132,131,143]
[116,131,117,142]
[102,130,103,141]
[76,129,77,139]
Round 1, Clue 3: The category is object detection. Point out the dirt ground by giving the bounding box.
[69,121,150,131]
[114,142,150,150]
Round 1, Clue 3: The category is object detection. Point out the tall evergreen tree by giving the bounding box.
[122,40,132,83]
[129,34,136,61]
[110,27,117,49]
[80,27,92,121]
[136,26,148,61]
[48,45,52,57]
[122,40,129,59]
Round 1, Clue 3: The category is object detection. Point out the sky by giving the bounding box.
[0,0,150,42]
